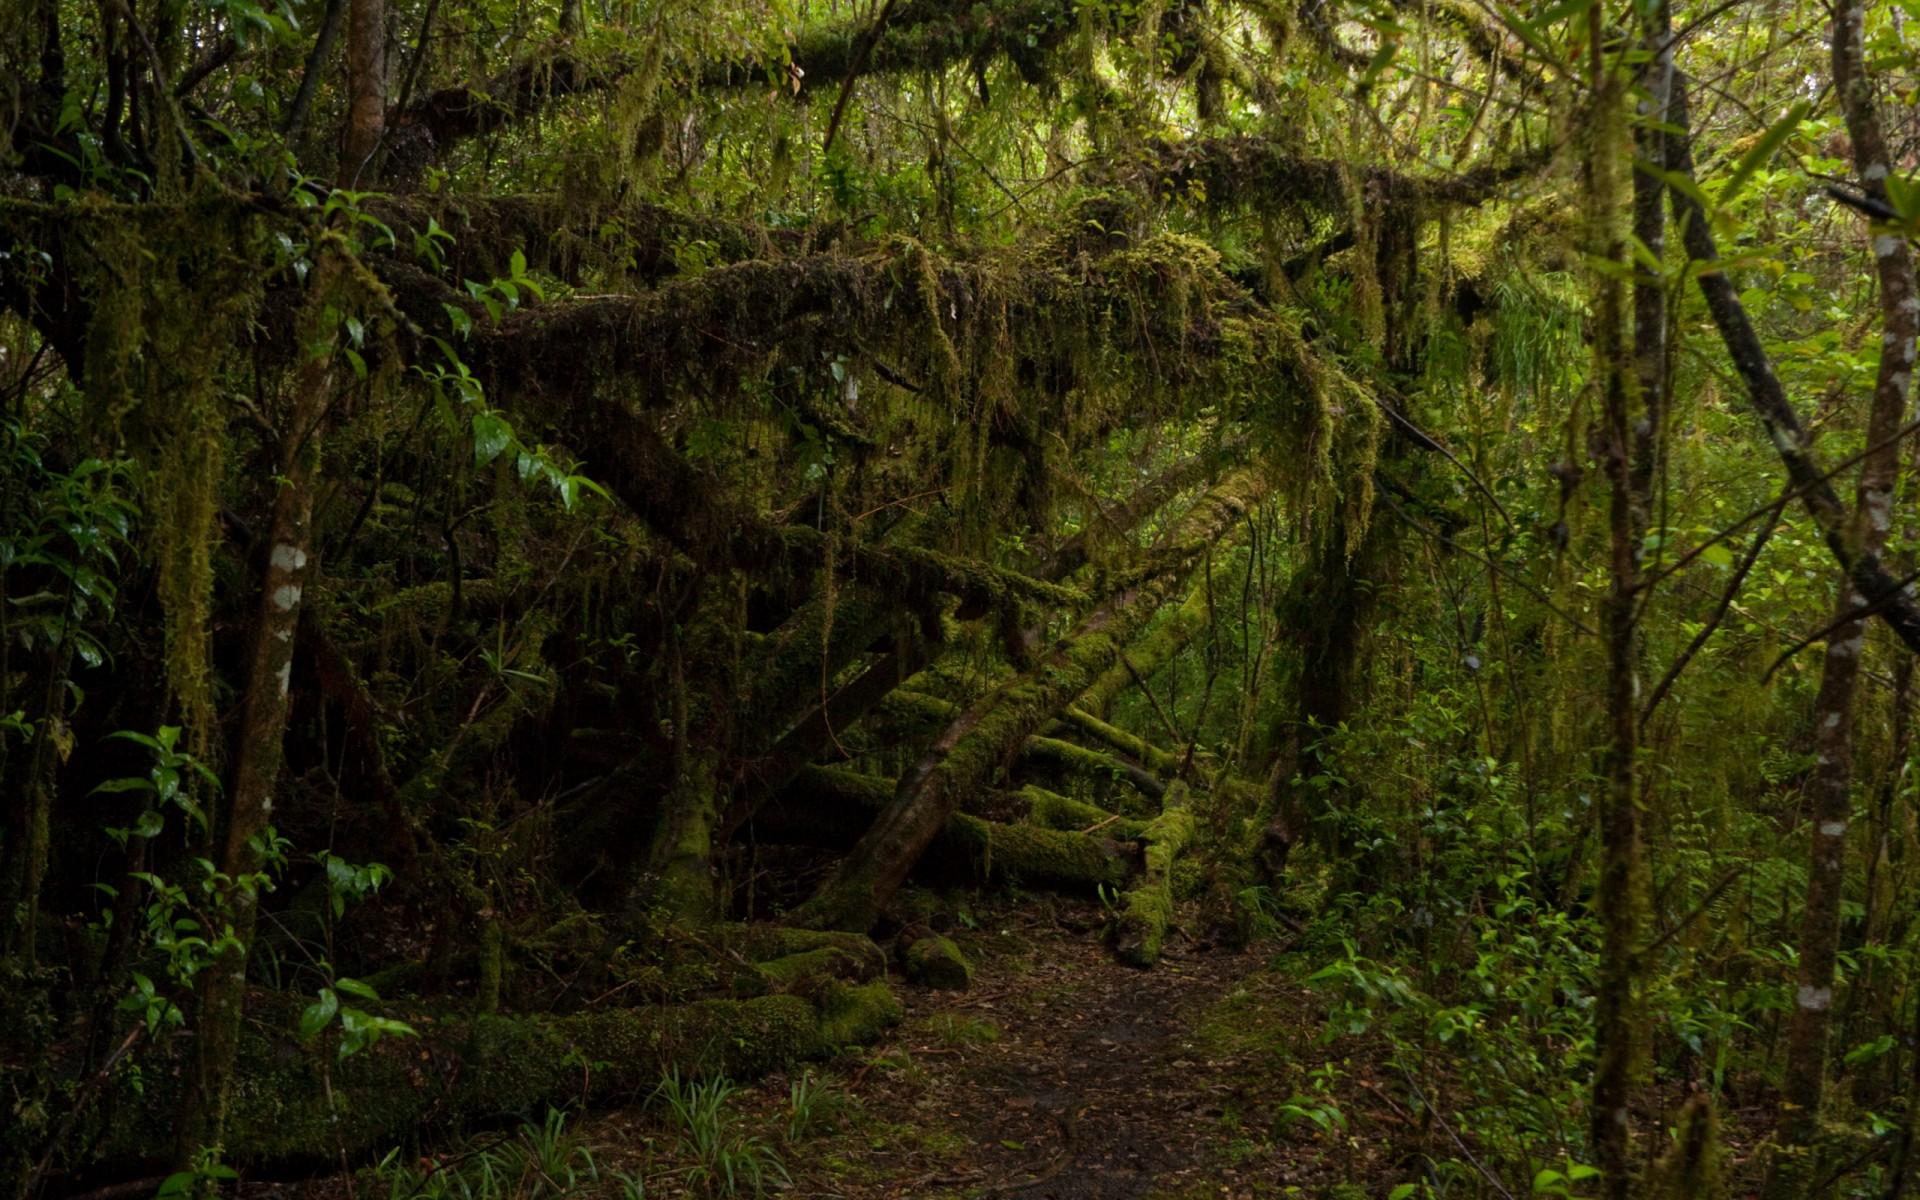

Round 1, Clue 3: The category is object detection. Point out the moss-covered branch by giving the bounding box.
[1099,136,1553,215]
[753,766,1132,893]
[791,467,1269,932]
[1074,573,1214,717]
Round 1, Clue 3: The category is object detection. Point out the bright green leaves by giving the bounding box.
[414,341,607,510]
[0,419,137,672]
[1532,1163,1602,1196]
[301,975,417,1059]
[96,724,221,845]
[460,249,548,325]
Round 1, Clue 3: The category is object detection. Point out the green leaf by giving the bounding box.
[472,411,514,466]
[91,776,156,795]
[1718,101,1809,209]
[334,976,381,1001]
[300,987,339,1040]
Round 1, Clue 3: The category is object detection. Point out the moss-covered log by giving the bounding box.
[1108,782,1193,968]
[90,980,899,1171]
[792,468,1267,932]
[751,766,1131,893]
[1020,785,1147,839]
[1023,734,1166,801]
[1074,574,1214,717]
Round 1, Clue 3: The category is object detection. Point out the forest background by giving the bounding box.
[7,0,1920,1195]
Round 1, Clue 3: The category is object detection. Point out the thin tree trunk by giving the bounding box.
[342,0,386,182]
[177,301,333,1164]
[1770,2,1917,1184]
[1663,75,1920,654]
[1586,11,1649,1194]
[178,0,385,1161]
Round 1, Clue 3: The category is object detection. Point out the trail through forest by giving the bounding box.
[578,900,1357,1200]
[770,906,1284,1200]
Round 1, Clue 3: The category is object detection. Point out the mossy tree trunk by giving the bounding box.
[1584,15,1649,1194]
[177,2,385,1161]
[793,467,1267,932]
[1769,2,1918,1186]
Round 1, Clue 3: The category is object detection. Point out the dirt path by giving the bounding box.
[738,898,1343,1200]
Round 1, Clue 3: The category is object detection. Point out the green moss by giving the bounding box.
[902,934,973,990]
[1110,784,1196,968]
[1021,785,1118,831]
[754,946,869,991]
[945,812,1130,890]
[811,980,904,1047]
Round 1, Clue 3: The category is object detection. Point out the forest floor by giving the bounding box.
[245,895,1418,1200]
[588,895,1407,1200]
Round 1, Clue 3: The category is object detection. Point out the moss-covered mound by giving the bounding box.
[90,980,900,1170]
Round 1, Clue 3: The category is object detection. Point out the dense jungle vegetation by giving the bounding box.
[12,0,1920,1194]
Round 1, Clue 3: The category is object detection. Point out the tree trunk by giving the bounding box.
[178,0,386,1160]
[177,299,333,1165]
[1585,15,1648,1194]
[1770,2,1917,1185]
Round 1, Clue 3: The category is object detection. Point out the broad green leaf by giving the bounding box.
[472,411,514,466]
[300,987,339,1040]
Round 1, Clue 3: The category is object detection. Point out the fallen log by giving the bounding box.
[88,978,899,1172]
[1108,781,1194,967]
[751,766,1132,894]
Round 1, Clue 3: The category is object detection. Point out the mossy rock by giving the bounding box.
[903,935,973,989]
[813,980,904,1046]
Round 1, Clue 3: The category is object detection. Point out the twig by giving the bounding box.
[1122,652,1187,751]
[1640,496,1784,721]
[1764,568,1920,683]
[1396,1065,1516,1200]
[1369,390,1517,536]
[29,1026,145,1197]
[820,0,898,156]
